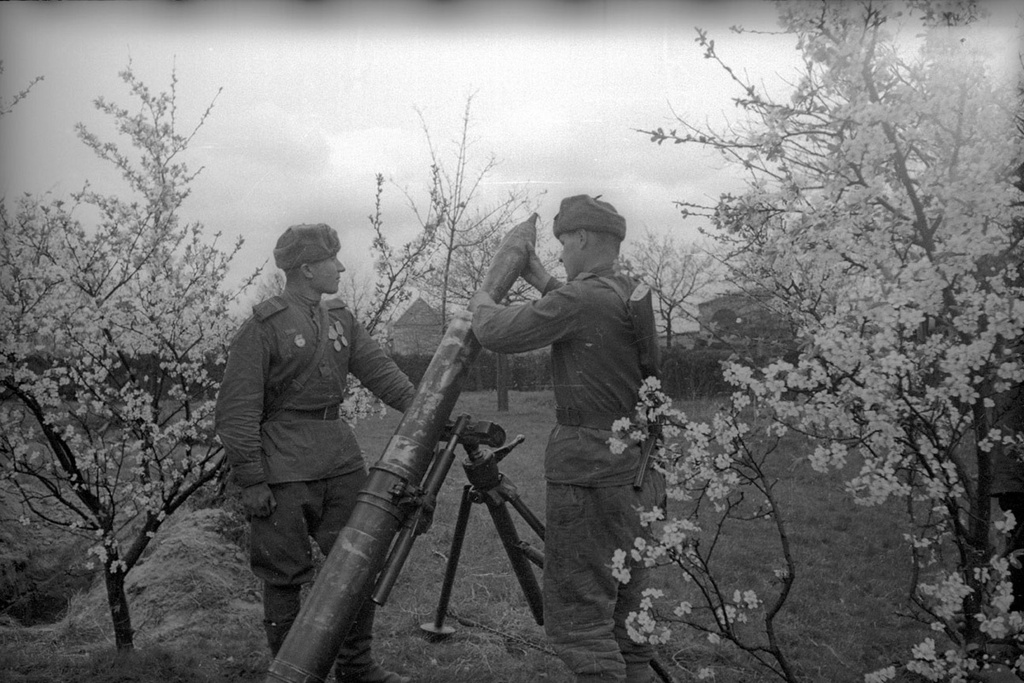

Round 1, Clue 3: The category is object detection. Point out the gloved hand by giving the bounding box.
[241,482,277,518]
[469,290,494,311]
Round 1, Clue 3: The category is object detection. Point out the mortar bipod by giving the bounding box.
[372,414,506,607]
[420,425,544,637]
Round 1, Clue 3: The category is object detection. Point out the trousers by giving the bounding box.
[544,472,665,683]
[251,468,377,675]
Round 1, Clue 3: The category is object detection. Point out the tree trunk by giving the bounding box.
[496,353,509,412]
[964,400,994,648]
[104,553,134,650]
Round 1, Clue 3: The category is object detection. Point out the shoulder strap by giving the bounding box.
[599,275,661,379]
[324,297,348,312]
[253,295,287,321]
[262,302,333,422]
[601,275,634,306]
[628,283,661,380]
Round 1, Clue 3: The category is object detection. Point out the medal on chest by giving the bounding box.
[328,320,348,351]
[293,334,306,348]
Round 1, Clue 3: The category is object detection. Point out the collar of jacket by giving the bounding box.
[572,264,618,281]
[281,288,321,313]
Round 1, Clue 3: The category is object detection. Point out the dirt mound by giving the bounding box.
[57,507,263,648]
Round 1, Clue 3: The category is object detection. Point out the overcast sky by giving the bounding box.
[1,1,1019,295]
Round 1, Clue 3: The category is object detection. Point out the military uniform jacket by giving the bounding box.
[215,291,415,488]
[472,265,644,486]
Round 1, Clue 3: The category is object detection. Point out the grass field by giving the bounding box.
[0,390,929,682]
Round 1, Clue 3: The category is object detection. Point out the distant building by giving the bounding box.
[386,296,444,355]
[697,290,794,345]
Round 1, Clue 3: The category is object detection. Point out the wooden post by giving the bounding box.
[496,353,510,412]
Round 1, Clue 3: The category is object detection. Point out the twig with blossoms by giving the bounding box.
[611,377,800,682]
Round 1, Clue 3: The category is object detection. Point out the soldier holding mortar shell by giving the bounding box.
[471,195,666,683]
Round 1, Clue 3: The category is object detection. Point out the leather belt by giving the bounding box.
[555,406,622,431]
[275,405,340,421]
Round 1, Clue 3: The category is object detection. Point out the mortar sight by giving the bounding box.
[441,418,506,448]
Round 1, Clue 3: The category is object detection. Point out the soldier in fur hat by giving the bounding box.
[216,223,415,683]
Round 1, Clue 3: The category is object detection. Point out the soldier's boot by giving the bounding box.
[264,619,293,658]
[263,583,302,658]
[334,600,411,683]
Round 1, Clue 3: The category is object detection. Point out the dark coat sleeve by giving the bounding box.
[214,317,271,487]
[339,307,416,413]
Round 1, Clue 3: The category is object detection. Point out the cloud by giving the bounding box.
[1,0,804,294]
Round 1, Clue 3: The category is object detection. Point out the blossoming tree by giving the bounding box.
[620,1,1023,680]
[0,65,250,650]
